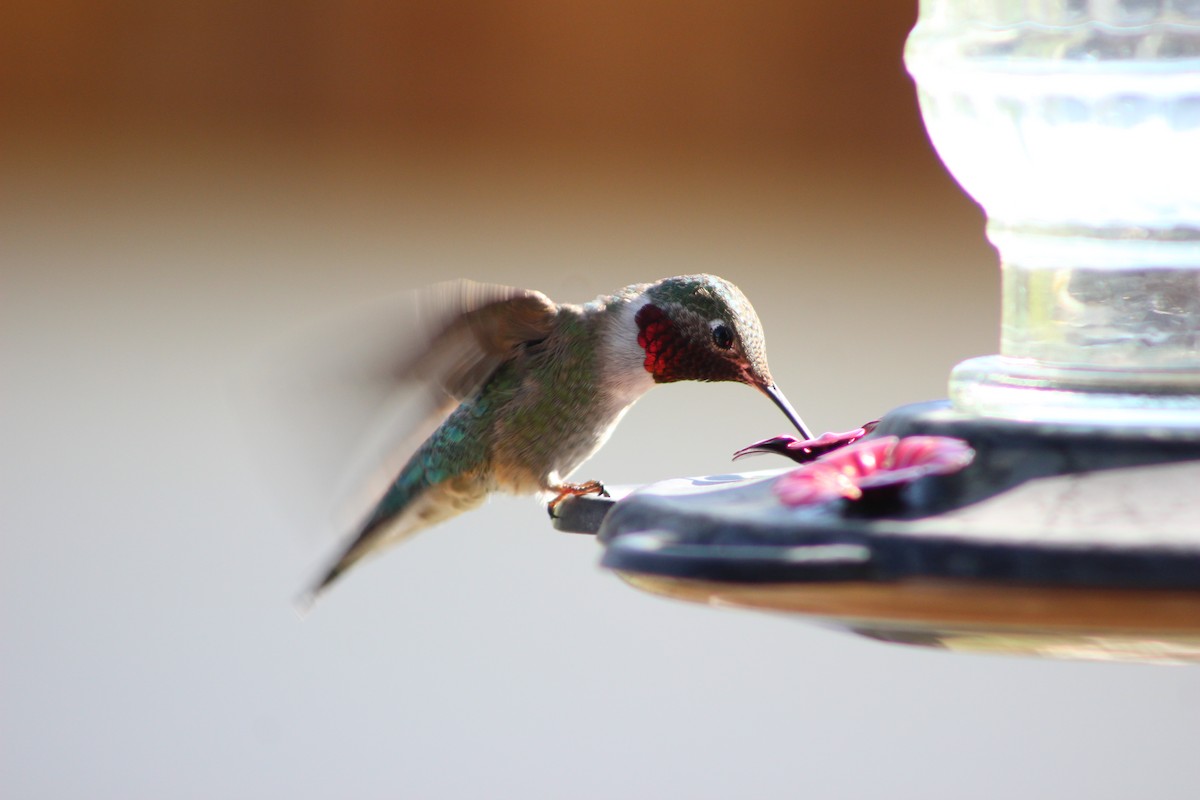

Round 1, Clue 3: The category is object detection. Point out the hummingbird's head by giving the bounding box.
[634,274,811,438]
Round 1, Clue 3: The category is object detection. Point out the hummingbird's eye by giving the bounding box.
[711,322,734,350]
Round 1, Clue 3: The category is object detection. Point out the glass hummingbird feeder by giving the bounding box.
[907,0,1200,425]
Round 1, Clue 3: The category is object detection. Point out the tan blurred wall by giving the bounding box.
[2,1,922,157]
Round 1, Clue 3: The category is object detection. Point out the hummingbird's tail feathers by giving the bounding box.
[325,392,458,548]
[304,474,488,602]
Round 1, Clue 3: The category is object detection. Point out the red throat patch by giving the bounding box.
[635,303,684,382]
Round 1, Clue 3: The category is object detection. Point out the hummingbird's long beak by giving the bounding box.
[759,382,813,441]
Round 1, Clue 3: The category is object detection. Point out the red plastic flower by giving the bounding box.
[773,435,975,507]
[733,421,879,464]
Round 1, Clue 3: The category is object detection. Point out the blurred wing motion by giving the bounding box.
[350,280,559,508]
[301,281,561,602]
[399,280,559,402]
[232,280,560,603]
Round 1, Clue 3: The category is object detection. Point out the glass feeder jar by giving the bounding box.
[905,0,1200,427]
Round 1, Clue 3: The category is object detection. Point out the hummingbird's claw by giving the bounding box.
[546,480,609,518]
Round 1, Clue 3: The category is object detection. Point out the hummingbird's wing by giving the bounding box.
[294,283,560,602]
[398,280,559,402]
[326,281,559,546]
[235,280,561,602]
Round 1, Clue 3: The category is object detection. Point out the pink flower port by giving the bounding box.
[733,421,879,464]
[773,435,975,507]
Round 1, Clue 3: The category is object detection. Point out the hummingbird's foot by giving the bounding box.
[546,480,610,519]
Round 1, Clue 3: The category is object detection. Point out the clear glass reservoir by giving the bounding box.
[906,0,1200,426]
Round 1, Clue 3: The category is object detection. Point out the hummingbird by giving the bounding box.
[306,274,810,598]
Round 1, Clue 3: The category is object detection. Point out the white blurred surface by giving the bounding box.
[4,139,1198,800]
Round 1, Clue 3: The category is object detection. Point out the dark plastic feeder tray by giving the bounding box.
[553,401,1200,663]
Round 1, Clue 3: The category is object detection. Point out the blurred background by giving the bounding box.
[4,2,1197,798]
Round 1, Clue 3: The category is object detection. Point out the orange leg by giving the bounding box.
[546,480,611,518]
